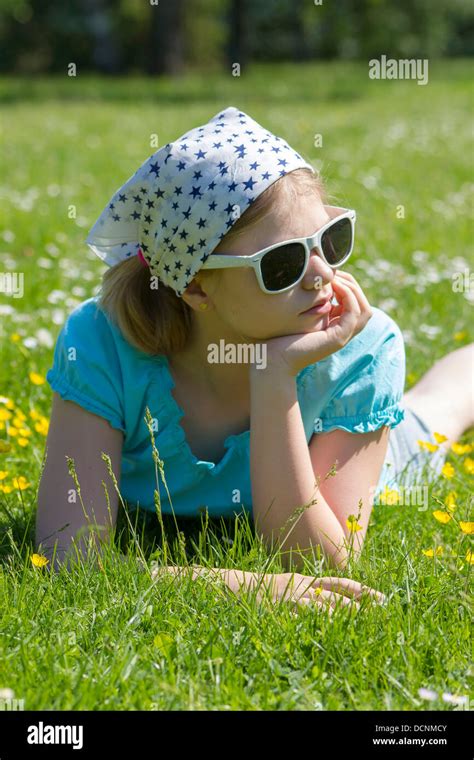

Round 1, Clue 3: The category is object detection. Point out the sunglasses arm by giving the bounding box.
[200,253,259,270]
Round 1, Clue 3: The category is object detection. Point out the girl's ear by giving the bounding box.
[180,275,209,310]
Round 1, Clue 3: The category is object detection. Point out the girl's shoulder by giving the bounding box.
[61,295,119,340]
[46,295,172,435]
[46,296,128,432]
[60,295,165,366]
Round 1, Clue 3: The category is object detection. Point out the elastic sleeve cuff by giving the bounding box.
[319,403,405,435]
[47,370,126,433]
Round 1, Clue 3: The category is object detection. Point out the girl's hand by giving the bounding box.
[262,271,373,378]
[256,573,386,615]
[151,566,385,616]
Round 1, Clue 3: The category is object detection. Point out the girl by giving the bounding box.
[36,107,473,612]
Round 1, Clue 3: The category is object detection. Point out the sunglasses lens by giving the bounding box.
[261,243,306,292]
[321,218,352,265]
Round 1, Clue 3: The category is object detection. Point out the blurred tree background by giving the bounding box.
[0,0,472,76]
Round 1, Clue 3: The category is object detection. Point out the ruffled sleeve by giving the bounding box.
[45,298,126,433]
[297,307,406,436]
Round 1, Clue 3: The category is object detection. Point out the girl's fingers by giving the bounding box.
[317,590,359,608]
[330,278,361,318]
[333,271,372,315]
[296,597,335,615]
[334,270,361,287]
[335,271,369,306]
[326,279,361,336]
[313,577,386,604]
[298,592,360,612]
[330,275,373,335]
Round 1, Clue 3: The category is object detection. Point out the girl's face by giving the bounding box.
[199,192,337,341]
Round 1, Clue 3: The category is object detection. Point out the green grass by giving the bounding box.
[0,60,473,711]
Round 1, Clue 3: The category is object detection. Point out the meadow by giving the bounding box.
[0,60,472,711]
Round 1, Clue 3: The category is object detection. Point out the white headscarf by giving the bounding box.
[85,105,314,297]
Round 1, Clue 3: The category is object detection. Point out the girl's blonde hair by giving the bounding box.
[98,167,327,356]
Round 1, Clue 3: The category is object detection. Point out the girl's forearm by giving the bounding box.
[249,366,348,571]
[157,564,278,601]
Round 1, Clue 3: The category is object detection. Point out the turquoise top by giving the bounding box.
[46,297,406,518]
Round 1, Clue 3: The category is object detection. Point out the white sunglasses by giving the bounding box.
[200,205,356,294]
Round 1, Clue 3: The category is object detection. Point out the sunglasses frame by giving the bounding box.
[200,205,356,294]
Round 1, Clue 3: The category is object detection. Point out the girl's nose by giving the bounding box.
[302,247,335,289]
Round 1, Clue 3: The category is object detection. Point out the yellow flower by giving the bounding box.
[433,432,448,444]
[422,546,443,557]
[441,463,455,479]
[379,486,400,505]
[18,438,29,447]
[29,372,45,386]
[445,492,457,511]
[432,510,452,524]
[0,471,8,480]
[453,331,467,341]
[388,489,400,504]
[29,409,41,420]
[466,549,474,565]
[0,484,13,493]
[0,396,15,409]
[8,427,18,438]
[406,372,418,385]
[34,419,49,436]
[463,457,474,475]
[0,409,12,422]
[459,522,474,535]
[451,442,472,455]
[10,333,21,342]
[0,440,12,453]
[417,439,439,452]
[31,553,49,568]
[346,514,363,533]
[12,476,30,490]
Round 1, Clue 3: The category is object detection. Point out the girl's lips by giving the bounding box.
[300,298,332,316]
